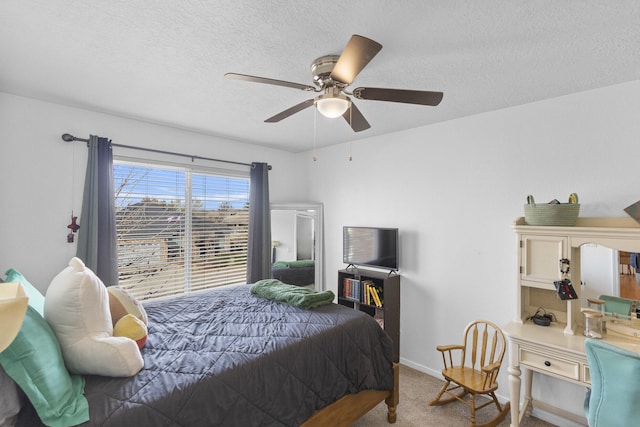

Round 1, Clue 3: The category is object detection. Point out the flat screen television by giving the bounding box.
[343,226,399,271]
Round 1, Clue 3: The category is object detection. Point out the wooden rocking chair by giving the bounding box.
[429,320,510,427]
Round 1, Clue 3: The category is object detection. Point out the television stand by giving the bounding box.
[338,268,400,362]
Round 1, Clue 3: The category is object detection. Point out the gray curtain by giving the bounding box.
[76,135,118,286]
[246,162,271,283]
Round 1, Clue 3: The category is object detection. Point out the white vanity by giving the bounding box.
[505,217,640,427]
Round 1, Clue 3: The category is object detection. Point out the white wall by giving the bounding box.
[0,92,305,292]
[301,80,640,423]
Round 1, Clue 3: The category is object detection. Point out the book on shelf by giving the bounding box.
[362,280,374,305]
[342,278,361,300]
[341,277,384,308]
[368,285,383,308]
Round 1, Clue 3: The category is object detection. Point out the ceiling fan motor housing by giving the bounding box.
[311,55,340,87]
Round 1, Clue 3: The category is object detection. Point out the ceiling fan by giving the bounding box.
[225,34,443,132]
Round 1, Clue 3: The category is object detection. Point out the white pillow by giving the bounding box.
[44,257,143,377]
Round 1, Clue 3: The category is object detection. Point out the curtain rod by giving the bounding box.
[60,133,271,170]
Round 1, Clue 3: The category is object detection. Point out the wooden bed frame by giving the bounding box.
[301,362,399,426]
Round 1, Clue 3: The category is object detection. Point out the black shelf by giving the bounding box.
[338,268,400,362]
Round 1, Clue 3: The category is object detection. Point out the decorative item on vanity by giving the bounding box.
[528,307,556,326]
[553,258,578,300]
[587,298,606,313]
[584,298,607,337]
[583,309,604,339]
[523,193,580,226]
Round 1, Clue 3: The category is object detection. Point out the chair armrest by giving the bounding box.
[436,344,464,353]
[436,344,464,369]
[481,361,501,374]
[480,361,504,389]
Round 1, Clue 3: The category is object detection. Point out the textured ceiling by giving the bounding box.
[1,1,639,152]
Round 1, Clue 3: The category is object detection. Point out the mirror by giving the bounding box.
[581,245,640,302]
[581,246,640,336]
[618,251,640,300]
[270,202,324,291]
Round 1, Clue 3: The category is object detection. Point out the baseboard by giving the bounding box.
[399,357,441,378]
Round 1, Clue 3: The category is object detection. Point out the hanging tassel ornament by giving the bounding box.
[67,213,80,243]
[348,105,353,161]
[67,140,80,243]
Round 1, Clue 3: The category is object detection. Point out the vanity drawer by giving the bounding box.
[520,348,580,381]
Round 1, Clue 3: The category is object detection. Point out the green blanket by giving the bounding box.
[250,279,334,309]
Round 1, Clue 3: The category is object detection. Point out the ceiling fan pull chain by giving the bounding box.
[348,107,353,161]
[313,108,318,162]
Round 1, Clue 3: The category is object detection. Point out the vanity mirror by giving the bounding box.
[270,202,324,291]
[582,246,640,301]
[581,245,640,339]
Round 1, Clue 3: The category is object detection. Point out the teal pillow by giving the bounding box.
[4,268,45,316]
[0,306,89,427]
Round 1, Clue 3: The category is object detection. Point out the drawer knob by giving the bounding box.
[544,361,551,367]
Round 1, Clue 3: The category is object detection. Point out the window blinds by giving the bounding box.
[113,161,250,300]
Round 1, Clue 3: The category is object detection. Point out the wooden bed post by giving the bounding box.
[385,362,399,423]
[301,362,399,426]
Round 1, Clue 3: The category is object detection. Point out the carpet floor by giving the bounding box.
[351,365,557,427]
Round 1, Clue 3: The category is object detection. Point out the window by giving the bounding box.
[113,161,250,301]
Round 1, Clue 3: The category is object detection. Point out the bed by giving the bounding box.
[271,260,315,286]
[16,283,398,426]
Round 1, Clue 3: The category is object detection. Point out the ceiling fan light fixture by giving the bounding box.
[315,90,350,118]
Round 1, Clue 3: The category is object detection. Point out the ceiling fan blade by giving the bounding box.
[330,35,382,85]
[342,102,371,132]
[225,73,316,92]
[353,87,443,106]
[265,99,315,123]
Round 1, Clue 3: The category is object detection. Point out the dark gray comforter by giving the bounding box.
[18,283,394,426]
